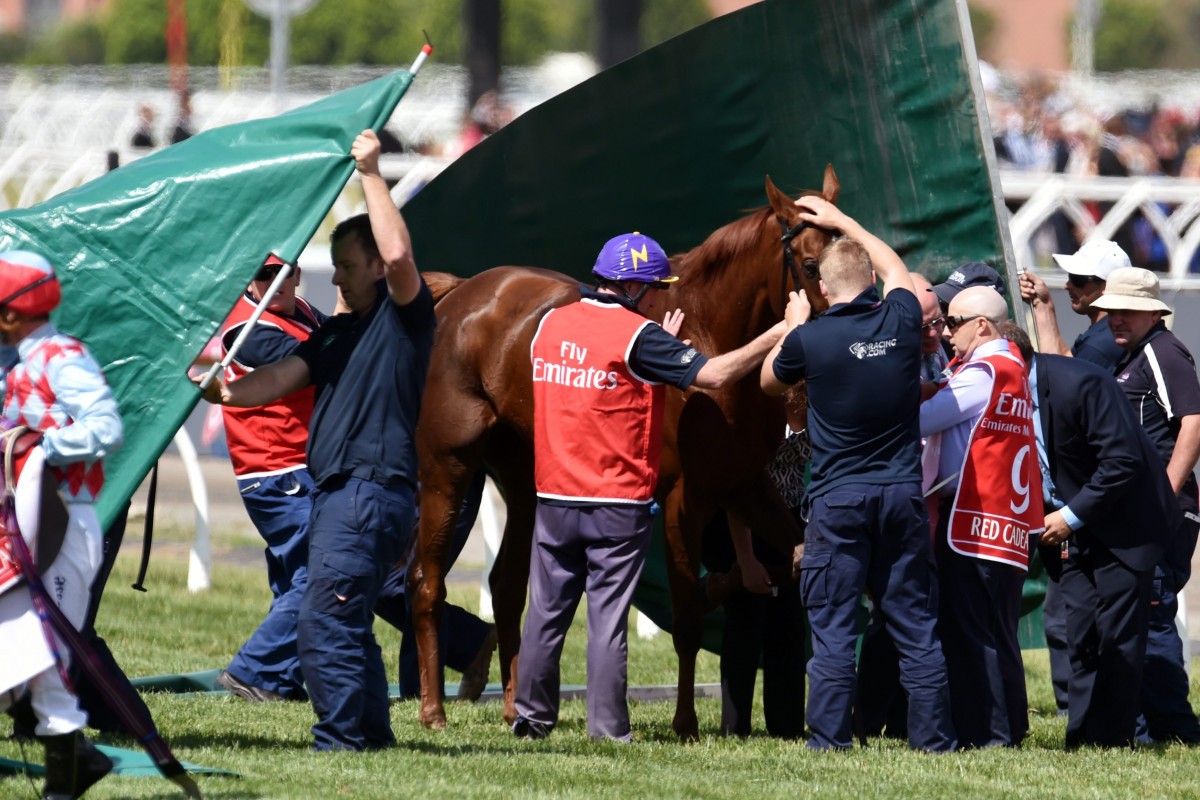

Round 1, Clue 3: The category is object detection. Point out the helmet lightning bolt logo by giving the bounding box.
[630,244,648,272]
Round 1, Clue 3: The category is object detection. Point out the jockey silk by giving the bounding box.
[221,295,320,477]
[946,349,1044,570]
[531,299,664,503]
[4,335,104,502]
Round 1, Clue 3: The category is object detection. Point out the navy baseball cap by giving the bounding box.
[931,262,1006,305]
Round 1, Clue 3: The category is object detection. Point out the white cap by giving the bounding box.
[1051,239,1130,280]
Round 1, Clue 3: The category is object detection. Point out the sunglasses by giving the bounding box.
[254,265,284,282]
[921,316,946,332]
[945,314,983,332]
[1066,273,1093,289]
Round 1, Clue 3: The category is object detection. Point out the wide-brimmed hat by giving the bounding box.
[1089,267,1172,315]
[1051,239,1130,280]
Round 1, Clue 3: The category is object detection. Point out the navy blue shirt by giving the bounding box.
[294,278,435,489]
[772,286,923,498]
[1072,315,1124,370]
[579,286,707,389]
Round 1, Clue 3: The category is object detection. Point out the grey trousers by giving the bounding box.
[515,502,652,740]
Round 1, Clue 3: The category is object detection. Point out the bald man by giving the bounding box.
[920,286,1043,748]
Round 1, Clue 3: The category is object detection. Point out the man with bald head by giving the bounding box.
[920,286,1043,748]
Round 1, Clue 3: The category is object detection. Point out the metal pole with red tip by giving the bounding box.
[411,31,435,76]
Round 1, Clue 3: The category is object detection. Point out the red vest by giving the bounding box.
[947,348,1044,570]
[531,299,664,503]
[221,295,319,477]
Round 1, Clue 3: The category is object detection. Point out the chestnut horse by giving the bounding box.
[412,168,839,740]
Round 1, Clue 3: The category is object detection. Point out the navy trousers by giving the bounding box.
[1042,576,1071,713]
[935,504,1027,748]
[801,482,956,752]
[1138,567,1200,743]
[297,477,411,751]
[1061,542,1152,748]
[227,468,314,699]
[515,502,651,741]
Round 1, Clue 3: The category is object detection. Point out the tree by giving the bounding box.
[1092,0,1172,71]
[19,18,105,65]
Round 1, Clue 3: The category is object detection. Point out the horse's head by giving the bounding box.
[765,166,840,317]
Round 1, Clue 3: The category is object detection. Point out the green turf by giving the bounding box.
[2,532,1199,799]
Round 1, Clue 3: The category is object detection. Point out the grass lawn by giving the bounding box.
[3,535,1200,799]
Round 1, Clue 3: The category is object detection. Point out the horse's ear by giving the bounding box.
[823,164,840,205]
[764,175,793,218]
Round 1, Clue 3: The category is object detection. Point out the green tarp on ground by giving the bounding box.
[400,0,1040,650]
[0,70,416,530]
[0,746,237,779]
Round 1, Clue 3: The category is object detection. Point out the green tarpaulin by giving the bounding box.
[0,70,416,529]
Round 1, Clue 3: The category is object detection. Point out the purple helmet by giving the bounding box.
[592,232,678,286]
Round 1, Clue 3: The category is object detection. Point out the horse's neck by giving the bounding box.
[671,244,779,353]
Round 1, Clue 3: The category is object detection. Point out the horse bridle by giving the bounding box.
[778,217,824,318]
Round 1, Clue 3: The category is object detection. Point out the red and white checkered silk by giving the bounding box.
[3,336,105,502]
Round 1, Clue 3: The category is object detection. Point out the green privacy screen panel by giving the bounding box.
[402,0,1021,650]
[403,0,1008,283]
[0,69,415,528]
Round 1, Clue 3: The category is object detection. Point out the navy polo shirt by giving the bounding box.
[294,278,435,489]
[579,286,707,389]
[772,286,922,499]
[1113,323,1200,469]
[1072,315,1124,370]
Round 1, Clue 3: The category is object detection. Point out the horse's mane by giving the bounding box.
[672,208,773,283]
[673,189,823,283]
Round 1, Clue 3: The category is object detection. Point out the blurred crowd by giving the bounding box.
[984,70,1200,272]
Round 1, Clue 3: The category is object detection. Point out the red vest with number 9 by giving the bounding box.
[947,349,1044,570]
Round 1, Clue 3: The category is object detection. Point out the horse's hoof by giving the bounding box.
[419,708,448,730]
[672,713,700,742]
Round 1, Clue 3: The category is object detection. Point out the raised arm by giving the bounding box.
[1018,272,1071,356]
[760,290,809,396]
[793,196,912,298]
[352,129,422,306]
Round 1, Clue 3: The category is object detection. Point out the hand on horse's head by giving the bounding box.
[794,195,846,233]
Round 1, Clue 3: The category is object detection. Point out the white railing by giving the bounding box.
[1003,169,1200,285]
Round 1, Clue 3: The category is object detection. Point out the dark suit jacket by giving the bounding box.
[1035,354,1177,574]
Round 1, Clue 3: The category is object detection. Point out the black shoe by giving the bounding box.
[7,693,37,741]
[216,669,285,702]
[41,730,113,800]
[512,716,551,740]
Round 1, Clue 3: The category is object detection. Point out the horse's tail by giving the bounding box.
[422,271,467,304]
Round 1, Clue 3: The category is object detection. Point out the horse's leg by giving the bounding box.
[484,428,537,726]
[725,477,804,584]
[662,481,713,742]
[413,397,491,730]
